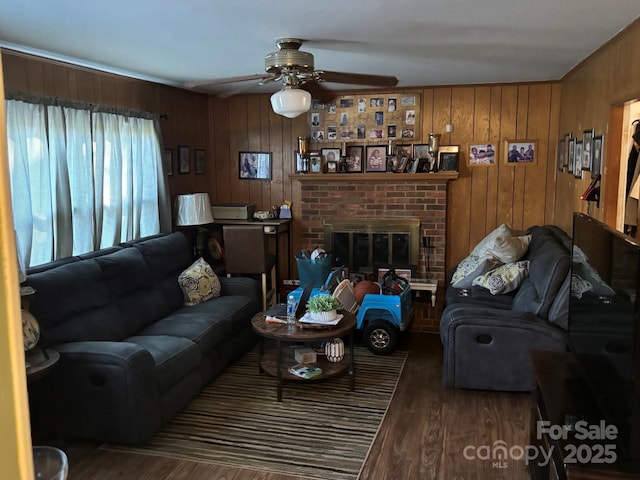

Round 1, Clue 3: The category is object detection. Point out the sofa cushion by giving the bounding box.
[134,232,193,280]
[512,228,570,318]
[472,260,529,295]
[137,307,231,354]
[95,247,155,296]
[204,295,259,335]
[125,335,201,392]
[548,272,570,329]
[134,233,192,313]
[27,259,110,329]
[178,257,221,306]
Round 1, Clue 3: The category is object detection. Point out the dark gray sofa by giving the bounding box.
[26,232,261,444]
[439,225,571,392]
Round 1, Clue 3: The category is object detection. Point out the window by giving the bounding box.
[6,96,170,267]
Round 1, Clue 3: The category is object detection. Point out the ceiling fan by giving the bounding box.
[191,38,399,118]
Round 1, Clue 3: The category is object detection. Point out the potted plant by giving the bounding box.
[306,294,342,322]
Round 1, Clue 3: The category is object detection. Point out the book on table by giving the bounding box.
[288,363,322,379]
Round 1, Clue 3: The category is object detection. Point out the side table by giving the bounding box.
[408,278,438,306]
[251,311,356,401]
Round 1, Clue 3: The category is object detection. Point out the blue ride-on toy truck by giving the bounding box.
[290,268,413,355]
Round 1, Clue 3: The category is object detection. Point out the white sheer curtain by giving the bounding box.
[6,97,169,267]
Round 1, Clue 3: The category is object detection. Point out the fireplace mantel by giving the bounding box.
[290,172,458,182]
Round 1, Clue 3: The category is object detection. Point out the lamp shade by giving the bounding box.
[175,193,214,226]
[270,87,312,118]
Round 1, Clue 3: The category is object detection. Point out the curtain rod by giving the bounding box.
[5,90,167,120]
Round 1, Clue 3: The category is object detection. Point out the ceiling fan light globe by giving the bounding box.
[270,88,311,118]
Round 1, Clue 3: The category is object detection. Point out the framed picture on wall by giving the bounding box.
[195,149,206,175]
[592,135,604,178]
[582,129,594,171]
[574,141,583,179]
[567,137,575,174]
[163,148,173,176]
[239,151,271,179]
[178,145,190,174]
[505,139,537,165]
[469,142,496,166]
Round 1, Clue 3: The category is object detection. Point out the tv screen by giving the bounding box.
[570,212,640,472]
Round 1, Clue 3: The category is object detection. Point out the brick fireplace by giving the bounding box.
[293,173,457,332]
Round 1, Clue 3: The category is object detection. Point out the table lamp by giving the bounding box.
[175,193,214,256]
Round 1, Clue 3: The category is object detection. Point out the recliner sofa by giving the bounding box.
[440,225,571,392]
[25,232,261,444]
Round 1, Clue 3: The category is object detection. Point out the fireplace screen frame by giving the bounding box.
[323,219,420,275]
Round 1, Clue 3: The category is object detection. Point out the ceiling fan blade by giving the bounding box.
[315,70,398,87]
[303,80,336,102]
[185,73,274,89]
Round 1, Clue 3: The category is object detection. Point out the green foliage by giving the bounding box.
[306,294,341,313]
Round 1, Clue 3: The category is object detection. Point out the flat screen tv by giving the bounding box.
[569,212,640,473]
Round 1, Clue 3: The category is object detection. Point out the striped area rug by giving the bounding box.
[102,346,407,480]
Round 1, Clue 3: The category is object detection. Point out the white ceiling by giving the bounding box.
[1,0,639,96]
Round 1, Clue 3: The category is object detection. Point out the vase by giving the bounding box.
[309,310,338,322]
[324,338,344,362]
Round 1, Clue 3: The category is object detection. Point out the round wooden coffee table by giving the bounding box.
[251,311,356,401]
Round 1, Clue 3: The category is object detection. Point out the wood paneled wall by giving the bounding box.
[555,18,640,234]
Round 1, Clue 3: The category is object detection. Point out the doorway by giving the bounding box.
[616,100,640,236]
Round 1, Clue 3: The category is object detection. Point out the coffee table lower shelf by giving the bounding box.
[260,348,349,381]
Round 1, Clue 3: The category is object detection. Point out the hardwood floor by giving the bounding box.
[47,332,531,479]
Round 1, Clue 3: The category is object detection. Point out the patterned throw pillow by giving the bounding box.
[450,254,501,289]
[472,260,530,295]
[178,257,221,306]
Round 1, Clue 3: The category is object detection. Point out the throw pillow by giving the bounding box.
[471,224,520,257]
[484,234,532,263]
[473,260,530,295]
[178,257,221,306]
[450,254,501,289]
